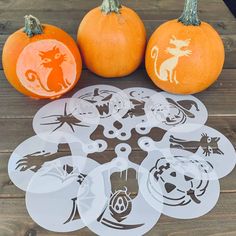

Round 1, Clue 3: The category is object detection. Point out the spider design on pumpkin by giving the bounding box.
[147,157,210,207]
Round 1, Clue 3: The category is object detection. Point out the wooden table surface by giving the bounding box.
[0,0,236,235]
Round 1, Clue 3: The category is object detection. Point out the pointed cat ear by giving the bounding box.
[53,46,59,52]
[171,35,177,40]
[213,137,220,142]
[39,51,45,57]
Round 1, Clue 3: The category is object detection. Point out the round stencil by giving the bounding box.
[77,144,161,236]
[72,85,131,139]
[33,98,106,152]
[164,124,236,179]
[8,135,85,191]
[138,148,220,219]
[115,87,158,140]
[138,123,236,180]
[137,92,208,134]
[26,156,99,232]
[17,39,77,97]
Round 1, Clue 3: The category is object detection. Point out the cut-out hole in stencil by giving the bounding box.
[72,85,131,139]
[113,87,158,140]
[136,92,208,135]
[33,98,107,152]
[139,124,236,179]
[8,135,88,191]
[26,156,99,232]
[77,144,162,236]
[138,148,220,219]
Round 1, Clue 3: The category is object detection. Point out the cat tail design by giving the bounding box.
[25,70,52,92]
[151,46,168,82]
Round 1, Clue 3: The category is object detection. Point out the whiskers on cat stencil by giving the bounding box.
[136,92,208,134]
[33,98,107,153]
[77,144,161,236]
[26,156,99,232]
[138,124,236,180]
[72,85,131,139]
[8,135,87,191]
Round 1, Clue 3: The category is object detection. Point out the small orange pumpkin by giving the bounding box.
[3,15,82,99]
[77,0,146,78]
[145,0,225,94]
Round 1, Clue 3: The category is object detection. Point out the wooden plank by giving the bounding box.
[0,69,236,118]
[0,193,236,236]
[0,33,235,70]
[0,0,232,14]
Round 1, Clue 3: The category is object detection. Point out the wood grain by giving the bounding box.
[0,193,236,236]
[0,0,236,235]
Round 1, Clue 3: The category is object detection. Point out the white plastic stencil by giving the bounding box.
[77,144,162,236]
[33,98,107,152]
[114,87,158,140]
[26,156,99,232]
[136,92,208,135]
[138,147,220,219]
[139,124,236,179]
[72,85,131,139]
[8,135,86,191]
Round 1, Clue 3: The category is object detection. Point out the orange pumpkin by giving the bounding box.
[3,15,82,99]
[145,0,225,94]
[77,0,146,78]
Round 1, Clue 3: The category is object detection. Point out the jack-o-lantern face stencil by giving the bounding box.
[17,39,77,97]
[138,148,220,219]
[73,85,131,139]
[77,144,161,236]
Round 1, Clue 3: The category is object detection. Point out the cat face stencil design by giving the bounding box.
[17,39,77,96]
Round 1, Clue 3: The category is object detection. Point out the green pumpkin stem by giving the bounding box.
[23,15,44,37]
[178,0,201,26]
[101,0,122,14]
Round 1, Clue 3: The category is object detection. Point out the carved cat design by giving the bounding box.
[25,46,70,93]
[151,36,192,84]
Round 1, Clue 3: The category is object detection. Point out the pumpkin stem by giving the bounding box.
[23,15,44,37]
[178,0,201,26]
[100,0,122,14]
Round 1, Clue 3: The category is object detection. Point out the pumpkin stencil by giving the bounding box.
[138,148,220,219]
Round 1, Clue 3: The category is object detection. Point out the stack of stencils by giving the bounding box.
[8,85,236,235]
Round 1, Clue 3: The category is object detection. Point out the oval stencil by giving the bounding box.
[72,85,131,139]
[138,124,236,180]
[78,144,162,236]
[26,156,99,232]
[136,92,208,134]
[8,135,84,191]
[138,148,220,219]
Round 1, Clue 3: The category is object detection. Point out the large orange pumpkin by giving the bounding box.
[3,15,82,99]
[77,0,146,78]
[145,0,225,94]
